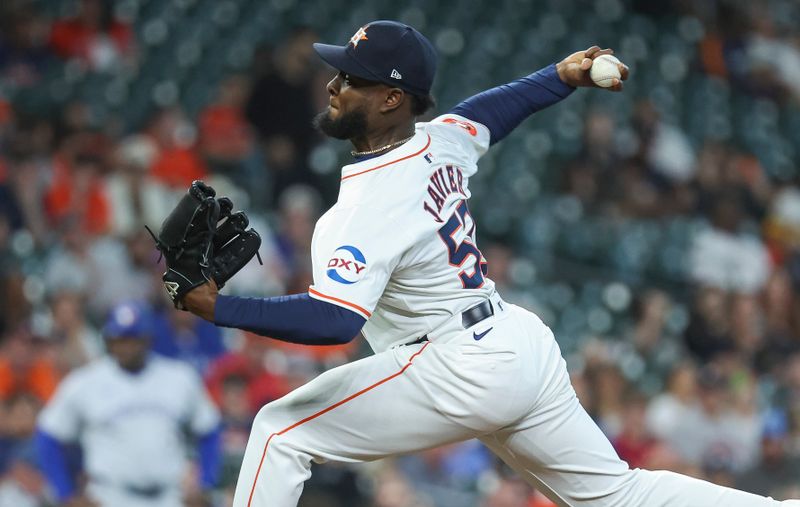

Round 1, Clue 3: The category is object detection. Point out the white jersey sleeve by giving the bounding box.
[308,206,411,320]
[421,114,491,165]
[184,368,221,435]
[38,372,85,442]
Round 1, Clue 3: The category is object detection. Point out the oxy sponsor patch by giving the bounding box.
[326,245,367,284]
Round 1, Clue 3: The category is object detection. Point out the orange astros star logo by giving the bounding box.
[349,26,368,48]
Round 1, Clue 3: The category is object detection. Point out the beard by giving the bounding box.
[312,106,368,140]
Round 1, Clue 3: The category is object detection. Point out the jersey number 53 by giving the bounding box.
[437,200,488,289]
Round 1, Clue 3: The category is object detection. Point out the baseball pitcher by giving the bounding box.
[155,20,800,507]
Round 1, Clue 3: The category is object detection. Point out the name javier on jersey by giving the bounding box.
[423,165,467,222]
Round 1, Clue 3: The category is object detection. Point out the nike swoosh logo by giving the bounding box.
[473,327,493,341]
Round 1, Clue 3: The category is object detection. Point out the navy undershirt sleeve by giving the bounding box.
[449,63,575,145]
[35,429,75,502]
[197,427,222,489]
[214,293,365,345]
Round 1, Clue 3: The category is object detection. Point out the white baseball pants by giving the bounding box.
[232,300,783,507]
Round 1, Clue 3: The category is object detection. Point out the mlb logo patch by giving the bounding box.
[326,245,367,284]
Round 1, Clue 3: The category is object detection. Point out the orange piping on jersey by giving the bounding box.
[341,134,432,181]
[245,341,431,506]
[308,287,372,318]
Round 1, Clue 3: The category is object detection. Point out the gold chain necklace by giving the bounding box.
[351,134,415,157]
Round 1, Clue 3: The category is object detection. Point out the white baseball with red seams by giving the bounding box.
[590,54,622,87]
[231,115,787,507]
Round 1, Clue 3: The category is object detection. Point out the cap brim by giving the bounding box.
[312,43,382,83]
[103,322,150,338]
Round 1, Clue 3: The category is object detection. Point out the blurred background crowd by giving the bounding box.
[1,0,800,505]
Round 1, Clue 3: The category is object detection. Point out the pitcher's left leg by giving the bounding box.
[481,324,782,507]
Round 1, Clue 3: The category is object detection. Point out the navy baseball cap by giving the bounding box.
[313,20,438,96]
[103,301,153,339]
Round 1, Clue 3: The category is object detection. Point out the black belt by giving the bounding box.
[408,299,494,345]
[94,478,168,498]
[125,484,166,498]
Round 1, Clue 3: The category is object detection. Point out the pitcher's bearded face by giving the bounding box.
[312,106,368,140]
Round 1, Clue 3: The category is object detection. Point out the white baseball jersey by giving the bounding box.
[308,114,495,352]
[38,354,220,488]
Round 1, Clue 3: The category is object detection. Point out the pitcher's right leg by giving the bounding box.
[231,341,486,507]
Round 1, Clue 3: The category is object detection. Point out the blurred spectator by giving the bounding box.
[586,362,628,439]
[246,28,325,204]
[0,151,26,333]
[627,290,683,377]
[565,110,621,213]
[755,269,800,372]
[0,393,41,474]
[729,293,767,363]
[43,221,151,318]
[205,335,290,416]
[776,352,800,427]
[639,440,700,479]
[371,465,431,507]
[737,409,800,497]
[563,159,601,212]
[0,442,48,507]
[48,291,102,372]
[274,185,322,293]
[147,107,208,189]
[8,151,52,246]
[122,228,162,299]
[683,287,734,361]
[105,134,175,238]
[611,160,664,218]
[44,152,111,236]
[199,75,255,167]
[656,365,760,472]
[298,462,367,507]
[744,16,800,101]
[631,100,696,185]
[397,441,493,507]
[613,392,659,468]
[0,329,58,404]
[480,477,531,507]
[481,244,513,294]
[765,185,800,257]
[0,3,51,89]
[0,272,28,340]
[580,109,619,172]
[198,75,267,208]
[0,155,27,236]
[214,374,252,491]
[35,301,221,507]
[689,194,771,294]
[646,362,701,444]
[49,0,135,72]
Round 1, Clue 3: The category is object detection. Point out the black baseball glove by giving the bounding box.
[146,181,261,310]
